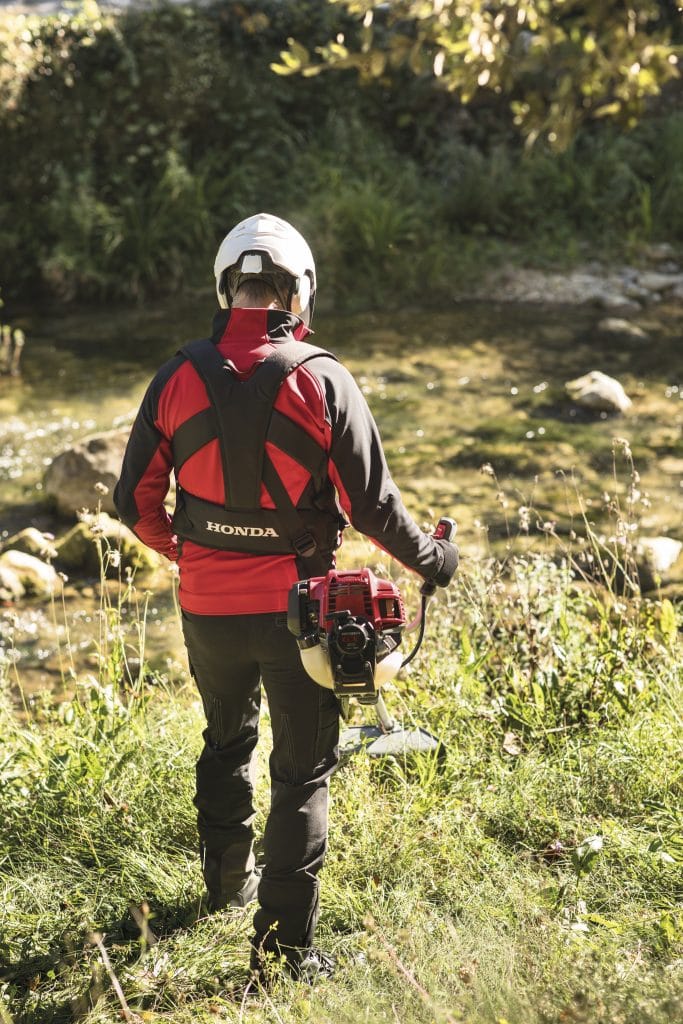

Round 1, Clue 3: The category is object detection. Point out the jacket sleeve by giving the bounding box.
[315,358,446,581]
[113,358,183,561]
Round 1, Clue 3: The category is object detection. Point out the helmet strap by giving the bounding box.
[218,269,232,308]
[219,251,311,321]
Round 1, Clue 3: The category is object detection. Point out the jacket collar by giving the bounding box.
[211,307,312,345]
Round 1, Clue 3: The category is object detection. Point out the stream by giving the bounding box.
[1,293,682,704]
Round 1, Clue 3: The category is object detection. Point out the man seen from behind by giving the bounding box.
[114,213,458,986]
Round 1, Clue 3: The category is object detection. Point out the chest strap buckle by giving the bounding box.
[293,531,318,559]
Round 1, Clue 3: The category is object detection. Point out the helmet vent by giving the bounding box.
[240,254,263,273]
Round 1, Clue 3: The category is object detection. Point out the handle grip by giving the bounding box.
[420,516,458,596]
[433,516,457,543]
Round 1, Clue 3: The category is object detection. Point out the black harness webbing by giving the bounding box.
[173,335,342,576]
[268,409,327,486]
[171,393,328,487]
[172,408,216,473]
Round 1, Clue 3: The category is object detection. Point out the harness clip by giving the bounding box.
[293,531,318,559]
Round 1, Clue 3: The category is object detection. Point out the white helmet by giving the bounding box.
[213,212,317,325]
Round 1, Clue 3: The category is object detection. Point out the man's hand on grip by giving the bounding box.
[433,538,459,587]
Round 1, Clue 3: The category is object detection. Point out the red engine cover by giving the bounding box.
[308,569,406,631]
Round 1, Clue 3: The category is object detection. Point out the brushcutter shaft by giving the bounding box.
[375,692,397,734]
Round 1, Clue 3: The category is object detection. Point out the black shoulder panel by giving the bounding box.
[178,338,336,510]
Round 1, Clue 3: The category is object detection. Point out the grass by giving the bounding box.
[0,505,681,1023]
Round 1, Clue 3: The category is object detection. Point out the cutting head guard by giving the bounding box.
[214,213,317,325]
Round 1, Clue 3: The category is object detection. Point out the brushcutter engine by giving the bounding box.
[287,568,407,703]
[288,516,457,721]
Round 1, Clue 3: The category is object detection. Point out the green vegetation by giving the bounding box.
[1,499,681,1023]
[0,290,26,377]
[277,0,681,149]
[0,0,682,307]
[1,6,681,1020]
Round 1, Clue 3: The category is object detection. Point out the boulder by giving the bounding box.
[596,293,641,316]
[659,456,683,476]
[643,243,676,263]
[43,429,129,517]
[2,527,58,560]
[623,281,654,303]
[637,271,683,294]
[0,563,25,602]
[461,261,683,307]
[636,537,683,593]
[565,371,632,414]
[0,550,59,598]
[596,318,650,343]
[55,512,159,576]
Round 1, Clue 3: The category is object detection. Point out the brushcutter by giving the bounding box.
[287,517,456,759]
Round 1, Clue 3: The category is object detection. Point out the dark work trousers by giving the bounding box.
[181,609,340,951]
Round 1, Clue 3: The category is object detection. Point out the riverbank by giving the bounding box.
[461,249,683,309]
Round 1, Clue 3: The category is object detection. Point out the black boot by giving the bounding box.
[207,868,261,913]
[288,947,336,983]
[249,934,335,988]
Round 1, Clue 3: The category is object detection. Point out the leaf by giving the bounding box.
[328,42,349,60]
[502,730,522,756]
[370,50,386,76]
[657,911,683,950]
[584,912,623,932]
[271,38,310,75]
[571,834,603,874]
[270,62,298,77]
[288,38,310,64]
[531,680,545,712]
[659,599,678,646]
[593,101,622,118]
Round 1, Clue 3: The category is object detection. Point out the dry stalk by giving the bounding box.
[365,918,459,1024]
[88,931,139,1023]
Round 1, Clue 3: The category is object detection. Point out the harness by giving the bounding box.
[171,333,346,577]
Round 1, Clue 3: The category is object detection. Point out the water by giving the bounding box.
[1,295,682,701]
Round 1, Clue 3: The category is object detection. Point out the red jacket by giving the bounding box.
[114,308,445,614]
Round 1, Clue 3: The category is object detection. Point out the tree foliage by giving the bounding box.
[0,1,681,304]
[273,0,682,148]
[0,0,360,297]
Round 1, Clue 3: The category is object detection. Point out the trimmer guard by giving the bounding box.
[339,723,446,761]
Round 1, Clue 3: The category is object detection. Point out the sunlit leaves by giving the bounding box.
[278,0,681,147]
[658,599,679,648]
[271,36,312,76]
[0,2,112,110]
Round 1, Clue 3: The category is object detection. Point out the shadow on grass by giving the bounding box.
[0,894,223,1024]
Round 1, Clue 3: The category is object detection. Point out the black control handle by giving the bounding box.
[402,516,458,667]
[420,516,458,597]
